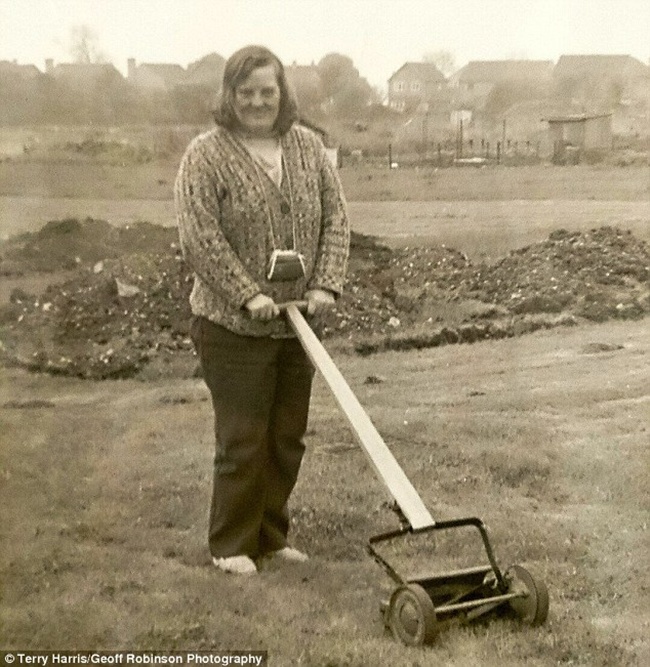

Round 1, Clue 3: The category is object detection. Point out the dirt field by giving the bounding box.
[1,154,649,665]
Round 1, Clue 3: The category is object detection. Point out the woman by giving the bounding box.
[174,45,349,574]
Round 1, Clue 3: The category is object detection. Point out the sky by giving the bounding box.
[1,0,649,91]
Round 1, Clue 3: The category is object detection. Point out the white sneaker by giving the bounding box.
[269,546,309,562]
[212,555,257,574]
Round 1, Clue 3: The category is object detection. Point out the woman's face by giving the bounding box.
[233,64,281,136]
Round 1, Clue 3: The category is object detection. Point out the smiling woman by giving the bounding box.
[213,45,298,136]
[174,44,350,576]
[233,65,281,137]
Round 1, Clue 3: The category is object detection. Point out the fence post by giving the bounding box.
[388,143,392,168]
[496,141,501,164]
[421,113,428,164]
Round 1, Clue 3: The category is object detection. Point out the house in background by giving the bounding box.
[0,60,41,79]
[449,60,554,109]
[45,59,123,88]
[553,55,649,136]
[127,58,186,89]
[553,54,648,97]
[184,53,226,89]
[388,62,447,113]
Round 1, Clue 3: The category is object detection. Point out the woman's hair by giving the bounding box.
[213,45,299,135]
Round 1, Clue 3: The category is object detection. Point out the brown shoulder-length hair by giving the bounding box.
[213,45,299,136]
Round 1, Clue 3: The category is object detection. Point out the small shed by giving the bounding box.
[544,113,612,162]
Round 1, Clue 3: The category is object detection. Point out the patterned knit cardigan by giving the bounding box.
[174,124,350,337]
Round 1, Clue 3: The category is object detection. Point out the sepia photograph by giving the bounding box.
[1,1,648,664]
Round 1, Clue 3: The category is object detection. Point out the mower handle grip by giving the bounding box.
[276,300,309,314]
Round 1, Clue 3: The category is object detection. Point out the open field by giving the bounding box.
[2,197,649,262]
[1,161,649,263]
[1,159,648,201]
[1,150,649,664]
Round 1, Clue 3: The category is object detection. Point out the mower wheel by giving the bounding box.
[506,565,549,626]
[387,583,438,646]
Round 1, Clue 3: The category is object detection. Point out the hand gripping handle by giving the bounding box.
[276,300,309,314]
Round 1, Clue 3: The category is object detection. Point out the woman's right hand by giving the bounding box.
[245,293,280,321]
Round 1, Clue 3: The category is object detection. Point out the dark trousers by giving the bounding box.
[191,317,314,559]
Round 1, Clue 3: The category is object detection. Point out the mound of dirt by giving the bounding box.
[0,219,648,378]
[0,217,174,274]
[455,227,649,320]
[1,251,192,379]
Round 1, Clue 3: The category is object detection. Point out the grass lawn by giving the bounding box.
[1,319,648,665]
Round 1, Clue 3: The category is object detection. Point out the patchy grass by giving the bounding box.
[339,163,650,201]
[1,158,649,202]
[1,319,648,665]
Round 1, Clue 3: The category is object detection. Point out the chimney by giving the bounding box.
[45,58,54,74]
[127,58,136,80]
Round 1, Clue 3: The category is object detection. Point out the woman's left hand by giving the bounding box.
[304,289,335,316]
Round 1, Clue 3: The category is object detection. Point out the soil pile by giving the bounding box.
[0,219,648,378]
[350,225,649,355]
[0,218,174,273]
[330,236,472,335]
[457,227,649,321]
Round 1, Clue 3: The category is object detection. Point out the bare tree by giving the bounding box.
[423,50,456,77]
[69,25,107,63]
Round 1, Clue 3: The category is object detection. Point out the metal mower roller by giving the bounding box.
[281,302,549,646]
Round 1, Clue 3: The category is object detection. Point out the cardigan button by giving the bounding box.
[280,202,290,215]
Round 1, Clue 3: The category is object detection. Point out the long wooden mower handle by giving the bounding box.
[282,303,435,531]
